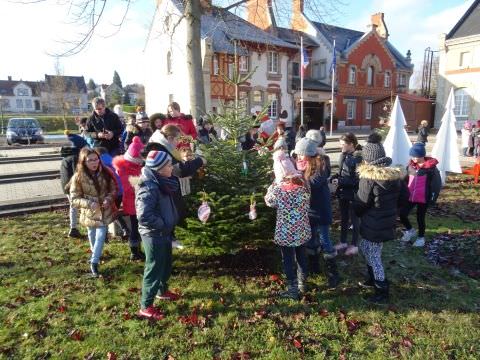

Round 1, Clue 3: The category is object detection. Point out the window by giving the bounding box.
[213,54,219,75]
[398,73,407,86]
[367,66,374,86]
[349,67,356,84]
[454,88,469,118]
[167,51,172,74]
[1,99,10,109]
[267,93,278,118]
[292,62,300,78]
[25,99,32,109]
[228,62,234,79]
[312,63,320,79]
[319,61,327,79]
[460,51,470,67]
[239,56,248,72]
[17,88,29,96]
[384,72,391,88]
[267,52,279,74]
[16,99,23,108]
[365,100,372,120]
[346,101,356,120]
[253,90,262,103]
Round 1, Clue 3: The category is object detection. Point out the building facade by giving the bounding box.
[435,0,480,129]
[0,77,42,113]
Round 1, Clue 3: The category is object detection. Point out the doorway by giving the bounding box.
[304,101,324,130]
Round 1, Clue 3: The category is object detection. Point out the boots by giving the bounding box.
[279,279,299,300]
[358,266,375,288]
[130,246,145,261]
[90,263,99,278]
[368,280,389,304]
[325,258,340,288]
[297,273,307,294]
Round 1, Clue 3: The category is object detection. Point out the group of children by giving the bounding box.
[266,130,441,304]
[461,120,480,157]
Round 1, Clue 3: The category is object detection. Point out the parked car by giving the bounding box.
[6,117,44,145]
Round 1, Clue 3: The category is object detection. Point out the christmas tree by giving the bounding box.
[176,62,275,254]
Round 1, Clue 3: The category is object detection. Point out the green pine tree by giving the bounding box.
[112,71,123,89]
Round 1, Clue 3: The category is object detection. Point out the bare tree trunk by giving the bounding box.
[185,0,206,119]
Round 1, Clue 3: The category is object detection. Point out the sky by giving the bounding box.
[0,0,475,87]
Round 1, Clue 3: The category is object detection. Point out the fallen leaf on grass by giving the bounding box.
[179,307,199,326]
[401,337,414,349]
[68,329,83,341]
[346,319,363,334]
[213,282,223,291]
[231,352,251,360]
[368,323,384,337]
[319,308,329,317]
[269,274,281,283]
[106,352,117,360]
[337,309,347,322]
[127,287,139,293]
[57,305,67,313]
[293,339,302,349]
[122,311,131,320]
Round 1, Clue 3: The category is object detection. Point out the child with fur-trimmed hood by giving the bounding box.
[353,133,408,304]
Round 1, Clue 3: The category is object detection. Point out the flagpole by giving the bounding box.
[300,36,304,127]
[329,39,335,137]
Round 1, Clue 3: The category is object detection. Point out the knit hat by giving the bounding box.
[305,130,324,145]
[67,134,87,149]
[136,112,149,122]
[363,132,392,166]
[124,136,144,164]
[145,150,171,170]
[409,142,426,158]
[273,137,288,151]
[294,137,317,157]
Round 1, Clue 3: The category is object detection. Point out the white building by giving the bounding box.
[435,0,480,129]
[0,77,42,113]
[143,0,297,124]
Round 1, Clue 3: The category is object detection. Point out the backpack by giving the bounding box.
[429,167,442,205]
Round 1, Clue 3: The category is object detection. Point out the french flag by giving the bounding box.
[301,48,309,77]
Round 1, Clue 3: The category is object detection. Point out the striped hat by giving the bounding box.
[145,150,171,170]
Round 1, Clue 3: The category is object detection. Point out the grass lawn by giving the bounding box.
[1,175,479,359]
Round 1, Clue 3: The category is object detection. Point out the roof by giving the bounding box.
[446,0,480,39]
[44,75,87,93]
[292,78,331,92]
[275,27,318,47]
[171,1,297,55]
[372,93,434,104]
[310,21,413,70]
[0,80,42,97]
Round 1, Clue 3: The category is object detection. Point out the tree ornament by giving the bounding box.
[248,194,257,220]
[197,192,211,224]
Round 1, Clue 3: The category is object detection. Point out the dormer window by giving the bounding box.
[268,52,279,74]
[17,88,29,96]
[239,55,249,72]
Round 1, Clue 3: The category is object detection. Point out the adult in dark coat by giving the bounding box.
[86,97,123,156]
[417,120,429,143]
[60,134,87,238]
[354,133,408,304]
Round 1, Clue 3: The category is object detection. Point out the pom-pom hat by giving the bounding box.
[363,132,392,167]
[124,136,144,164]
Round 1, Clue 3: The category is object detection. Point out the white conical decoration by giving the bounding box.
[431,88,462,184]
[383,96,412,167]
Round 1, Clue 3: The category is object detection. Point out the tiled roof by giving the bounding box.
[0,80,42,96]
[171,1,297,54]
[44,75,87,93]
[275,27,318,47]
[372,93,433,104]
[311,22,412,70]
[447,0,480,39]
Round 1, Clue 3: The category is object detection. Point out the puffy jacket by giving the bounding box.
[161,114,197,139]
[265,182,311,247]
[406,157,441,205]
[334,149,362,200]
[112,155,143,215]
[59,147,79,194]
[307,156,332,225]
[354,164,408,243]
[135,167,179,245]
[70,169,118,228]
[124,125,153,148]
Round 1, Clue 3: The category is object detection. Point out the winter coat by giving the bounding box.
[70,169,118,228]
[354,164,408,243]
[473,128,480,148]
[124,125,153,148]
[161,114,198,139]
[59,147,79,194]
[417,126,429,143]
[86,108,123,153]
[334,150,362,201]
[112,155,143,215]
[405,157,441,205]
[143,138,203,220]
[241,132,258,151]
[135,167,179,245]
[198,127,218,144]
[461,128,472,148]
[273,150,299,183]
[264,182,311,247]
[307,157,332,226]
[100,153,123,197]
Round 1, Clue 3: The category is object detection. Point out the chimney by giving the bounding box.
[370,12,389,40]
[8,76,12,81]
[247,0,273,31]
[291,0,308,32]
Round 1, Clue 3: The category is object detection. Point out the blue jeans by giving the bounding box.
[279,245,308,282]
[88,226,107,264]
[306,223,335,255]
